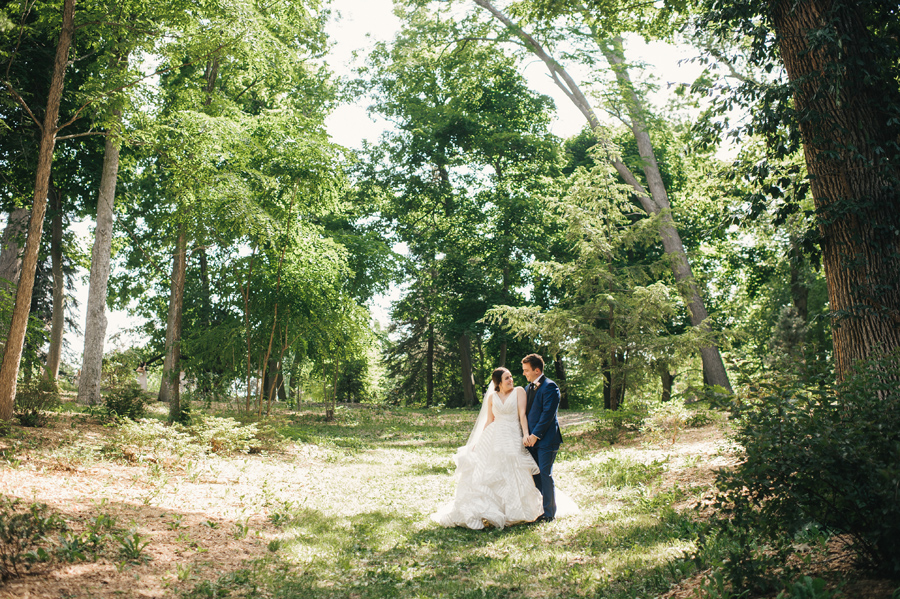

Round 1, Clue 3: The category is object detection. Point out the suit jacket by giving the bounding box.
[526,375,562,449]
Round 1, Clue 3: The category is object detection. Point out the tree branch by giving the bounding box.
[2,83,43,132]
[55,41,233,134]
[56,130,107,140]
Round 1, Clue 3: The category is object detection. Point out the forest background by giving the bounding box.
[2,0,840,417]
[3,0,900,596]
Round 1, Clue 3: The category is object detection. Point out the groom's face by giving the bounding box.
[522,363,540,383]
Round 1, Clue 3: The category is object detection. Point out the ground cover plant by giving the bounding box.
[0,398,895,598]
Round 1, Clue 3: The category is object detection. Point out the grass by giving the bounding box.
[0,400,716,598]
[181,404,706,598]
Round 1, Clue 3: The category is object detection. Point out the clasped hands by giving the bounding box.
[522,434,538,447]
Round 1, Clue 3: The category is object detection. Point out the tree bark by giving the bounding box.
[0,0,75,421]
[44,182,64,382]
[661,369,676,403]
[769,0,900,379]
[426,322,434,407]
[0,207,30,297]
[554,353,569,409]
[473,0,732,392]
[159,225,187,422]
[458,332,476,407]
[77,122,121,404]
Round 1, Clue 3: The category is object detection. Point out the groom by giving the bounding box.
[522,353,563,522]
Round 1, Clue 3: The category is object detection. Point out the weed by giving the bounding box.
[593,456,667,489]
[117,530,150,562]
[776,577,838,599]
[168,514,184,530]
[231,519,250,540]
[0,495,65,580]
[267,539,282,553]
[268,500,295,526]
[693,570,751,598]
[56,532,88,562]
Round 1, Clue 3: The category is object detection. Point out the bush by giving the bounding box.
[14,378,60,427]
[0,495,65,580]
[641,400,692,445]
[711,350,900,578]
[596,403,648,445]
[102,382,149,421]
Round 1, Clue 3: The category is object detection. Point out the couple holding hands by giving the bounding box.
[433,353,579,530]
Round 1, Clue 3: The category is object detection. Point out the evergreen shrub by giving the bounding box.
[711,350,900,579]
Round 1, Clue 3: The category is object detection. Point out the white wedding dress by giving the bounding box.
[432,390,544,530]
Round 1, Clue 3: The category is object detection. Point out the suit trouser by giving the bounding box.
[528,444,558,519]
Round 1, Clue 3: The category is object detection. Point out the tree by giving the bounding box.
[0,0,75,420]
[696,0,900,380]
[362,9,563,405]
[467,0,733,391]
[487,140,707,409]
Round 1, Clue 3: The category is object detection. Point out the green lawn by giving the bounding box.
[181,405,710,598]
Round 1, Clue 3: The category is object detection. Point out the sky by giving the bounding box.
[62,0,706,366]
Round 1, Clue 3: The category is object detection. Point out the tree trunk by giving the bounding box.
[771,1,900,379]
[554,353,569,409]
[602,360,624,411]
[76,123,121,404]
[789,236,809,323]
[599,36,732,393]
[473,0,732,392]
[458,332,476,407]
[44,182,64,382]
[159,225,188,422]
[661,369,676,403]
[426,322,434,407]
[0,0,75,421]
[0,207,30,298]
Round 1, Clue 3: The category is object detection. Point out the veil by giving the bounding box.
[463,383,496,449]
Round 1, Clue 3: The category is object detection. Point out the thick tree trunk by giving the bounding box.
[770,1,900,379]
[77,128,121,404]
[44,183,64,381]
[554,353,569,409]
[458,332,476,407]
[159,226,188,421]
[0,207,30,297]
[0,0,74,421]
[473,0,732,392]
[426,322,434,407]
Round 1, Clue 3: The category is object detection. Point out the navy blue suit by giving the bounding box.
[526,375,562,520]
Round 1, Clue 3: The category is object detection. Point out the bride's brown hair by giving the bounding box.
[492,367,511,392]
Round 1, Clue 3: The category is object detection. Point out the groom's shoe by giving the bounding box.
[531,515,552,524]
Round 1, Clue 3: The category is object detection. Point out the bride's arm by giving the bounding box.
[516,387,529,443]
[485,395,495,427]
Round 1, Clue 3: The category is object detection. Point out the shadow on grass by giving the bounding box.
[184,503,701,599]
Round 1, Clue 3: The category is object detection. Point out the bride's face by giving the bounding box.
[500,370,514,393]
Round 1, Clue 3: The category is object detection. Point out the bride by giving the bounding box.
[431,367,546,529]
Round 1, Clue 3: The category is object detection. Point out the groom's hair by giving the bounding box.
[521,353,544,372]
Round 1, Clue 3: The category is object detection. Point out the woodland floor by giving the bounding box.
[0,399,896,598]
